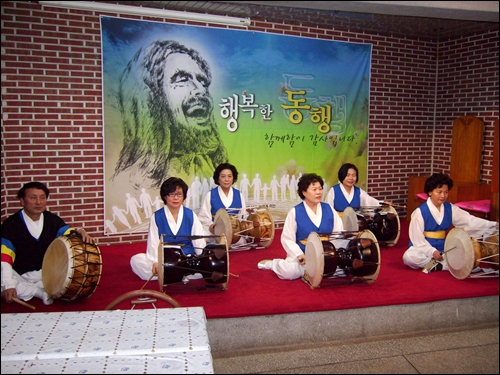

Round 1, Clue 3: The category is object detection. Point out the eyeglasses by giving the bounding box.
[167,192,184,198]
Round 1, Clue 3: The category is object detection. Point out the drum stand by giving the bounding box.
[105,289,182,310]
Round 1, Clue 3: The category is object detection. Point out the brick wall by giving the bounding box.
[1,1,498,245]
[435,35,499,177]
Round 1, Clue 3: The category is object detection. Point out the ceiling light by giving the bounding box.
[40,1,251,27]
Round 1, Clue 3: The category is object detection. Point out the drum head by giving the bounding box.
[213,208,234,245]
[42,237,72,298]
[445,227,475,280]
[305,232,325,288]
[355,230,381,284]
[381,206,400,247]
[42,235,101,301]
[342,207,358,232]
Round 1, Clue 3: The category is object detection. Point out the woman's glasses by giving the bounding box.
[167,192,183,198]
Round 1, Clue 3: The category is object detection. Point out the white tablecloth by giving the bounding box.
[1,307,213,374]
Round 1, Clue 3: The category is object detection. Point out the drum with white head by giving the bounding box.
[42,232,102,301]
[342,206,400,246]
[213,206,275,249]
[444,227,499,280]
[158,234,230,290]
[304,229,380,289]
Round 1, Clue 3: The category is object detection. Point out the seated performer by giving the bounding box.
[130,177,206,280]
[1,182,95,305]
[198,163,247,241]
[403,173,498,273]
[326,163,390,215]
[258,173,346,280]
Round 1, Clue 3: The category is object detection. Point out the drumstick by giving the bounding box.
[12,297,36,310]
[141,274,157,290]
[380,202,406,209]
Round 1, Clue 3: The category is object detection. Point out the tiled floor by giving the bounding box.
[212,323,499,374]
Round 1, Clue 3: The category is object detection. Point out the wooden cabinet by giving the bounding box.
[407,175,427,218]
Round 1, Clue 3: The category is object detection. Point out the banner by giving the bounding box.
[102,16,372,234]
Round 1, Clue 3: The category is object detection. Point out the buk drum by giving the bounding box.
[158,234,230,290]
[213,206,275,249]
[444,228,499,280]
[42,232,102,302]
[342,206,400,246]
[304,230,381,289]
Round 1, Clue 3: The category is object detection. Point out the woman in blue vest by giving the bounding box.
[326,163,389,216]
[130,177,206,280]
[258,173,345,280]
[403,173,498,273]
[198,163,247,240]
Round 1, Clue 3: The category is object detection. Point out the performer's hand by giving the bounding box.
[152,262,159,276]
[209,224,215,234]
[77,228,96,244]
[432,250,443,261]
[298,255,306,265]
[1,288,17,303]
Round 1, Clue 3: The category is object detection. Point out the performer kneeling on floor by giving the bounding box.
[403,173,498,273]
[130,177,206,281]
[1,182,95,306]
[257,173,347,280]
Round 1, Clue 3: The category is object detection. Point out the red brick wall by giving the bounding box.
[434,35,499,178]
[1,2,498,244]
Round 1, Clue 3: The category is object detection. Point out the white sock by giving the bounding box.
[258,260,272,270]
[35,288,53,305]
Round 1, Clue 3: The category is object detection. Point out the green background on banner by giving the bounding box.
[102,16,371,234]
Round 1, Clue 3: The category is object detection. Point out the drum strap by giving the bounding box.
[423,230,446,239]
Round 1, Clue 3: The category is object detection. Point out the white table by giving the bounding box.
[1,307,213,374]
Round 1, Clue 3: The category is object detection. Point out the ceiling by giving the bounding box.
[112,1,499,40]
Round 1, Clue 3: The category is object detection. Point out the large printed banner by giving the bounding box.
[102,16,372,234]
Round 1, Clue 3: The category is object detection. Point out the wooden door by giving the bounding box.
[490,119,499,221]
[449,116,484,183]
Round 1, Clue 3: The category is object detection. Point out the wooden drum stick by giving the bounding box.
[12,296,36,310]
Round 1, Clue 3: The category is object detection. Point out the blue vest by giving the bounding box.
[295,202,334,253]
[154,208,195,255]
[209,187,242,218]
[408,202,452,252]
[332,184,361,212]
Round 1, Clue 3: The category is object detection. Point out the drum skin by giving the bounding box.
[214,208,234,244]
[42,234,102,302]
[341,207,359,232]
